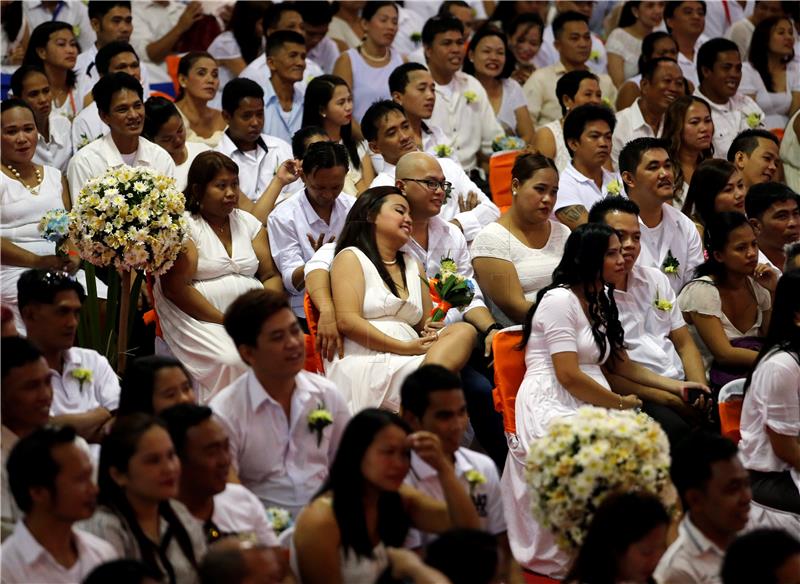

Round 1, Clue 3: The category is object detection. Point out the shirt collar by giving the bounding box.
[682,514,725,557]
[98,133,152,167]
[13,520,50,565]
[632,99,664,134]
[298,190,346,226]
[694,88,731,112]
[263,78,304,106]
[566,162,614,186]
[219,131,268,157]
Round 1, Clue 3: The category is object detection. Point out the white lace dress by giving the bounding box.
[501,287,611,578]
[325,247,426,413]
[154,209,264,402]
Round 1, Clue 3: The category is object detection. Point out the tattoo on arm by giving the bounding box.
[556,205,588,225]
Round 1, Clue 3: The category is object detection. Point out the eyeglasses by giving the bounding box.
[400,178,453,196]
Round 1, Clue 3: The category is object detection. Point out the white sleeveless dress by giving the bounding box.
[346,47,404,124]
[541,119,571,172]
[325,247,426,413]
[154,209,264,402]
[0,166,107,332]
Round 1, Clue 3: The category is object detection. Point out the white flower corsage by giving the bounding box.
[71,368,93,392]
[308,403,333,447]
[661,250,679,276]
[464,90,478,105]
[606,179,622,196]
[464,469,487,496]
[746,112,762,129]
[433,144,454,158]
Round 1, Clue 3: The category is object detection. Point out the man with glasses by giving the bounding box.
[362,100,499,243]
[17,270,119,446]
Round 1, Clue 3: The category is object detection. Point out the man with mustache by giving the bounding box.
[2,426,117,582]
[694,37,765,158]
[66,72,175,204]
[612,57,685,169]
[619,137,704,295]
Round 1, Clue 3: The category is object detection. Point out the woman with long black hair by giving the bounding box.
[22,21,79,121]
[293,408,479,584]
[502,223,704,578]
[739,270,800,514]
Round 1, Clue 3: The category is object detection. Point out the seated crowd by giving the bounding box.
[1,1,800,583]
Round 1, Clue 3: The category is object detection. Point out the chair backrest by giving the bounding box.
[488,150,520,212]
[491,326,525,435]
[718,378,746,443]
[303,292,324,374]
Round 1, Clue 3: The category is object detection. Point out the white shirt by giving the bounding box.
[694,87,765,158]
[605,28,643,82]
[1,425,20,539]
[24,1,95,51]
[32,113,72,173]
[726,19,755,63]
[392,5,427,60]
[239,55,322,93]
[635,202,705,295]
[740,61,800,129]
[130,1,184,85]
[370,159,500,241]
[429,72,505,171]
[403,215,487,323]
[534,26,608,77]
[214,132,294,204]
[706,1,746,39]
[654,514,725,584]
[308,37,340,75]
[611,100,664,169]
[71,101,108,151]
[523,61,617,127]
[554,162,623,213]
[1,520,117,583]
[614,265,686,379]
[49,347,120,417]
[66,133,175,204]
[739,350,800,492]
[210,370,350,517]
[202,483,280,546]
[404,448,505,548]
[677,35,709,88]
[267,191,356,317]
[174,141,212,193]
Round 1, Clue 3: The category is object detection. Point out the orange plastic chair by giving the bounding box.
[491,327,526,435]
[303,292,324,374]
[142,274,163,339]
[489,150,520,212]
[770,128,784,143]
[165,54,182,96]
[718,378,746,443]
[523,573,561,584]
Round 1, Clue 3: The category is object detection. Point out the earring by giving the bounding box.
[512,189,517,196]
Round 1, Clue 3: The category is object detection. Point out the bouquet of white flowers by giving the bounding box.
[492,135,525,152]
[69,166,187,275]
[525,406,673,552]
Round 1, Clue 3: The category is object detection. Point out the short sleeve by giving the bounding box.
[470,224,511,261]
[236,208,264,239]
[752,279,772,312]
[535,288,580,355]
[677,279,722,317]
[753,354,800,436]
[605,28,629,56]
[504,78,527,112]
[739,63,763,95]
[93,355,121,410]
[207,31,242,60]
[304,242,336,275]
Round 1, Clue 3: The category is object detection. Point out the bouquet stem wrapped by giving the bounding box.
[424,257,475,322]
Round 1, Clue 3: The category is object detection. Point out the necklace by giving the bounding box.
[382,258,397,265]
[4,163,42,193]
[359,45,389,63]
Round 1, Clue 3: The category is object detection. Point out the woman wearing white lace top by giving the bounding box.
[606,1,666,88]
[463,26,534,145]
[471,153,570,326]
[531,70,603,173]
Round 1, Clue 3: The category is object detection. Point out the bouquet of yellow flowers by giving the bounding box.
[525,406,673,551]
[424,257,475,322]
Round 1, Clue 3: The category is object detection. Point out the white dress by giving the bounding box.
[677,275,771,371]
[740,61,800,129]
[325,247,426,413]
[0,167,107,332]
[345,47,404,124]
[174,141,212,193]
[496,78,528,135]
[154,209,264,402]
[502,286,611,578]
[540,120,571,172]
[605,28,643,82]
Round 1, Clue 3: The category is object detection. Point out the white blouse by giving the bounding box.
[496,78,528,134]
[739,350,800,489]
[740,61,800,129]
[606,28,643,82]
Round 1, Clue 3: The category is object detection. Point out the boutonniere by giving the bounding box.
[464,469,487,496]
[746,112,762,129]
[589,49,600,63]
[73,25,81,39]
[606,179,622,196]
[265,507,293,534]
[71,368,93,392]
[308,402,333,447]
[601,96,614,110]
[433,144,454,158]
[464,90,478,105]
[410,31,422,44]
[653,290,673,311]
[661,250,680,276]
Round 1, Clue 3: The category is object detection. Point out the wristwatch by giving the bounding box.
[483,323,502,336]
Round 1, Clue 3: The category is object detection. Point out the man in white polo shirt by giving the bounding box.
[694,37,765,158]
[589,196,709,446]
[400,366,508,564]
[66,72,175,204]
[363,100,499,242]
[745,182,800,275]
[555,103,622,230]
[161,403,279,547]
[18,270,119,446]
[2,426,117,582]
[611,58,683,169]
[619,137,704,295]
[210,289,350,518]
